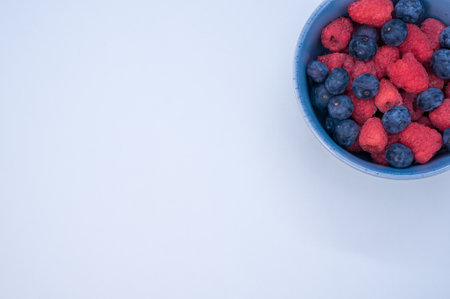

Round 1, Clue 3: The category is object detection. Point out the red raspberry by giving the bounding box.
[373,46,400,78]
[402,92,424,121]
[417,116,434,128]
[359,117,388,153]
[348,92,377,125]
[348,0,393,28]
[375,79,403,113]
[342,55,355,74]
[400,123,443,164]
[352,60,378,79]
[428,71,445,89]
[399,24,434,63]
[318,53,348,72]
[421,18,446,51]
[429,99,450,131]
[387,53,429,94]
[370,133,400,165]
[445,83,450,98]
[321,17,354,52]
[346,139,363,153]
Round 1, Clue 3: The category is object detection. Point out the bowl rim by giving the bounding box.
[293,0,450,180]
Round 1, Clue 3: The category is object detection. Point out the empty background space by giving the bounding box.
[0,0,448,298]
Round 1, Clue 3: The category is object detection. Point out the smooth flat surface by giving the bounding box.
[0,1,449,298]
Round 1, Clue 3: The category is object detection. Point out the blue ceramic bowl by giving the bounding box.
[294,0,450,179]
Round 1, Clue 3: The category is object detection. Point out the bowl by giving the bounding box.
[294,0,450,180]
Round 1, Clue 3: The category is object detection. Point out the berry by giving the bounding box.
[385,143,414,168]
[307,61,329,84]
[346,139,363,152]
[429,99,450,131]
[353,25,380,42]
[382,105,411,133]
[395,0,424,24]
[443,128,450,150]
[318,53,348,71]
[399,24,433,63]
[321,17,354,52]
[349,37,378,61]
[428,71,444,89]
[352,61,378,79]
[312,84,332,113]
[421,18,446,51]
[402,91,424,121]
[387,53,429,93]
[324,116,340,134]
[371,133,401,165]
[417,88,444,111]
[333,119,360,147]
[400,122,443,163]
[359,117,388,153]
[325,68,350,95]
[417,116,433,128]
[431,49,450,79]
[348,0,394,28]
[328,95,354,120]
[381,19,408,46]
[352,73,379,99]
[373,46,400,78]
[375,79,403,112]
[348,92,377,124]
[440,27,450,49]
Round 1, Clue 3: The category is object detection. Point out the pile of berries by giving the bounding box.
[307,0,450,168]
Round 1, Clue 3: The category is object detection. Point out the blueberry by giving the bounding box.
[325,68,350,95]
[381,19,408,46]
[307,61,329,83]
[352,73,380,99]
[328,95,354,120]
[333,119,360,147]
[417,88,444,112]
[395,0,424,24]
[312,84,332,113]
[353,25,379,42]
[440,27,450,49]
[431,49,450,79]
[324,116,339,134]
[385,143,414,168]
[349,37,378,61]
[382,105,411,133]
[444,128,450,151]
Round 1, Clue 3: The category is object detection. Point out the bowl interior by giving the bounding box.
[295,0,450,179]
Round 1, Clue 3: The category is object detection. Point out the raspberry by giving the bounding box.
[421,18,446,51]
[348,0,393,28]
[402,91,424,121]
[371,133,401,165]
[359,117,388,153]
[346,139,363,152]
[375,79,403,113]
[318,53,348,72]
[417,116,434,128]
[373,46,400,78]
[321,18,354,52]
[428,71,445,89]
[387,53,429,94]
[399,24,434,63]
[347,92,377,125]
[352,60,378,79]
[342,55,356,74]
[429,99,450,131]
[400,123,443,164]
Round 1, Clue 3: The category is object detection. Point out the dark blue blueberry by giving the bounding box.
[324,116,339,134]
[417,88,444,112]
[444,128,450,151]
[353,25,379,42]
[382,105,411,133]
[440,27,450,49]
[333,119,360,147]
[352,73,380,99]
[312,84,332,113]
[307,60,329,83]
[395,0,424,24]
[385,143,414,168]
[381,19,408,46]
[325,68,350,95]
[349,37,378,61]
[328,95,354,120]
[431,49,450,79]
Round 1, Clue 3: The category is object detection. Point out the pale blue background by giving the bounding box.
[0,0,449,298]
